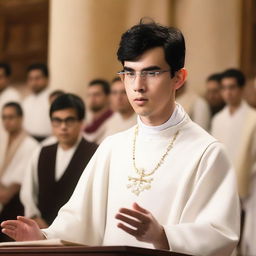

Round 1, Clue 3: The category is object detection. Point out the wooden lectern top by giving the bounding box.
[0,245,192,256]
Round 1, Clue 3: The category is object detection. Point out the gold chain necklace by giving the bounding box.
[127,125,179,196]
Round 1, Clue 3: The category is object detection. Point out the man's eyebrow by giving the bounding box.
[123,66,162,71]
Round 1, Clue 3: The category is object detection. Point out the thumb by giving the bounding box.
[133,202,149,214]
[17,216,38,226]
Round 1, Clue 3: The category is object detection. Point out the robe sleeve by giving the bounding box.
[20,147,42,218]
[42,137,112,245]
[163,142,240,256]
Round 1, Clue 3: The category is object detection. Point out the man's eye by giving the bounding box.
[146,71,159,77]
[126,72,135,77]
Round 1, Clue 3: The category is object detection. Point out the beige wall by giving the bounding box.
[173,0,241,95]
[48,0,170,96]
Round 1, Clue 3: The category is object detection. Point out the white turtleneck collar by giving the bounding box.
[137,103,186,134]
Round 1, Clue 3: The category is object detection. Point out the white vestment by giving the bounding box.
[43,105,240,256]
[22,89,51,137]
[0,134,38,212]
[211,101,256,256]
[20,139,80,218]
[103,112,137,139]
[0,87,21,139]
[176,90,211,131]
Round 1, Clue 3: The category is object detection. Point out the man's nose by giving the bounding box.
[133,75,146,93]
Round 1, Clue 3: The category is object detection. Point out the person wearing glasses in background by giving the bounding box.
[19,94,97,229]
[2,21,239,256]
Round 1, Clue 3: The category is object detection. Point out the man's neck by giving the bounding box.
[59,138,79,151]
[8,129,23,145]
[228,101,242,115]
[92,106,109,120]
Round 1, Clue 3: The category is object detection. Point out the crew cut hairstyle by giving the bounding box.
[50,93,85,120]
[88,79,111,95]
[3,102,23,116]
[27,63,49,77]
[221,68,246,88]
[207,73,222,82]
[0,63,11,77]
[117,19,186,77]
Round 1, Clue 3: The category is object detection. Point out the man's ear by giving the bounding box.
[173,68,187,90]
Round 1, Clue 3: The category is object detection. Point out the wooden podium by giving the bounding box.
[0,245,192,256]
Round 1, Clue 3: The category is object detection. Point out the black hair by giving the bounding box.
[221,68,246,88]
[88,79,110,95]
[50,93,85,120]
[111,76,122,83]
[49,90,65,99]
[3,102,23,116]
[117,19,185,77]
[27,63,49,77]
[0,63,11,77]
[207,73,222,82]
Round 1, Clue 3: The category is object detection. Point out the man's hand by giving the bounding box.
[1,216,45,241]
[115,202,169,250]
[32,217,49,229]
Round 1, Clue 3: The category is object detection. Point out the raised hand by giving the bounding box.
[1,216,45,241]
[115,202,169,250]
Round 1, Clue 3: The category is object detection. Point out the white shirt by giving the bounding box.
[20,139,81,218]
[22,89,51,137]
[103,112,137,139]
[0,134,38,212]
[43,104,240,256]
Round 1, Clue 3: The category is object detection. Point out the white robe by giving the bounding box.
[0,134,38,212]
[102,112,137,139]
[43,105,240,256]
[22,89,52,137]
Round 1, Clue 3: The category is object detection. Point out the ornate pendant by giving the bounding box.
[127,168,153,196]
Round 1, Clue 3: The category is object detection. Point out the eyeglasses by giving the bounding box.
[51,117,79,127]
[2,115,20,121]
[117,70,170,83]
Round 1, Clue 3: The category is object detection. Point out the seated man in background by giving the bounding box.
[103,77,137,138]
[83,79,113,144]
[0,102,38,241]
[22,63,52,142]
[205,72,225,118]
[20,94,97,228]
[0,63,21,138]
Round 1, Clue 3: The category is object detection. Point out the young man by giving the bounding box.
[83,79,113,144]
[103,77,137,138]
[0,102,38,241]
[22,63,52,141]
[1,22,239,256]
[205,73,225,118]
[0,63,21,138]
[20,94,98,228]
[211,68,256,255]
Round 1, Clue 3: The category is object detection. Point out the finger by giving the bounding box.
[115,213,141,228]
[118,208,148,223]
[133,202,149,214]
[1,220,19,228]
[117,222,139,237]
[2,229,16,240]
[17,216,36,226]
[2,224,16,231]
